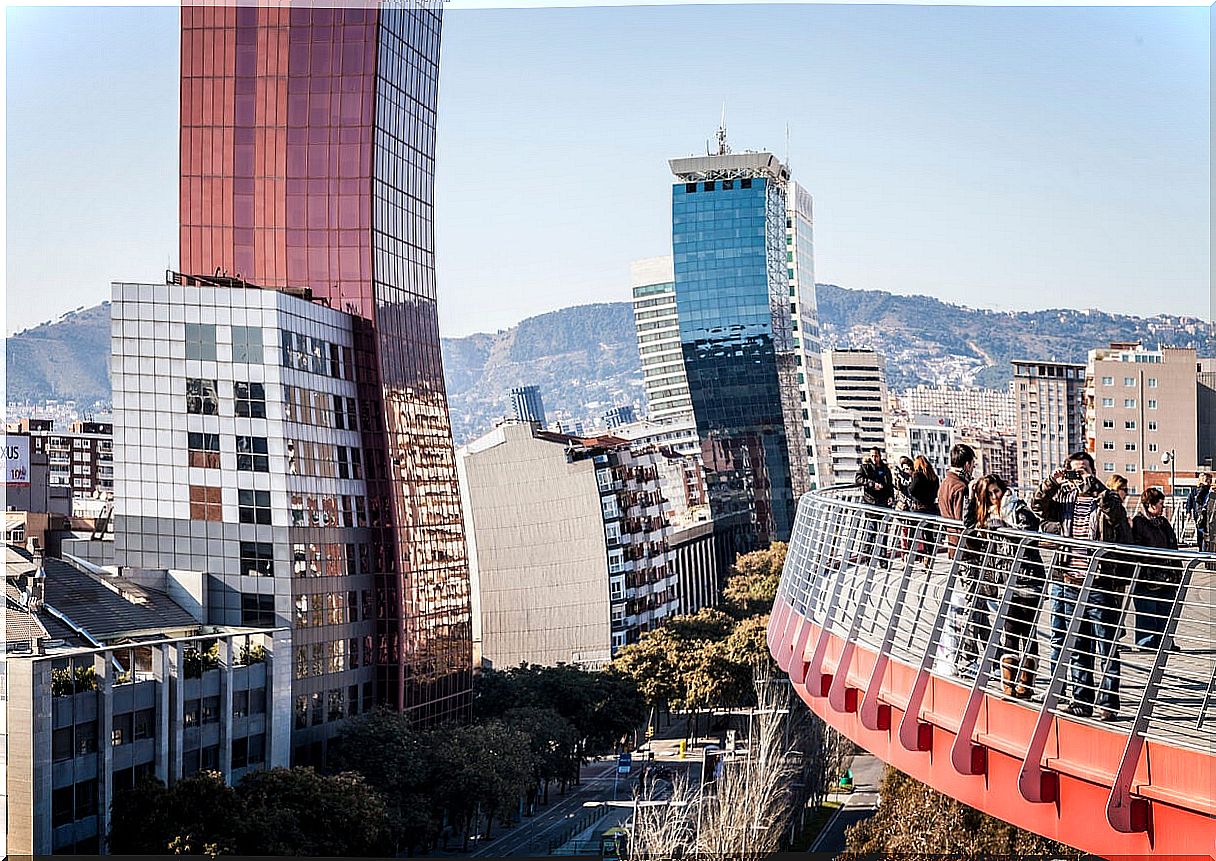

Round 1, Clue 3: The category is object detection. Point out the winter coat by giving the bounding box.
[855,460,895,507]
[1031,474,1130,585]
[1131,513,1182,592]
[907,474,940,514]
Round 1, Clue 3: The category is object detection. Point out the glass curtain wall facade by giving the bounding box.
[180,5,471,727]
[669,152,804,544]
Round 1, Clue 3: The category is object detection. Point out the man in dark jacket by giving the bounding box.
[1032,451,1130,720]
[855,448,895,507]
[1186,472,1211,549]
[854,448,895,568]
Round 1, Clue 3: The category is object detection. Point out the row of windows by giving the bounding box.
[187,432,268,471]
[186,378,266,418]
[281,330,353,380]
[683,178,756,193]
[1099,375,1159,387]
[288,438,363,479]
[294,684,374,729]
[283,385,359,430]
[184,323,265,363]
[182,734,266,776]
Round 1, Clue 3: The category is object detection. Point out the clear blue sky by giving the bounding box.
[5,4,1211,338]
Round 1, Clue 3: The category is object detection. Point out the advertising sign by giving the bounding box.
[6,436,30,486]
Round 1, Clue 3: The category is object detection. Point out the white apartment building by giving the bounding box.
[788,183,835,488]
[907,415,954,479]
[631,257,693,425]
[824,349,891,455]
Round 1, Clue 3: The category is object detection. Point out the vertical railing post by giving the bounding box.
[1106,557,1202,832]
[950,534,1029,775]
[1018,547,1107,804]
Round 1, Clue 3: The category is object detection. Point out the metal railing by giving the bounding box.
[776,486,1216,760]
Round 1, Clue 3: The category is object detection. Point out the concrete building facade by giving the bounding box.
[111,280,380,765]
[1013,359,1087,486]
[4,545,289,855]
[1086,344,1198,494]
[907,415,954,479]
[897,385,1015,433]
[823,349,891,454]
[457,423,678,668]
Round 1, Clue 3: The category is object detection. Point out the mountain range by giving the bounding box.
[7,286,1212,444]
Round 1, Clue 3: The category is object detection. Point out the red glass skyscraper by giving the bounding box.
[180,5,472,729]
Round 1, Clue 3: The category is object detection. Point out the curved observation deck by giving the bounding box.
[769,487,1216,859]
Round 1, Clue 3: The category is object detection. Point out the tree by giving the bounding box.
[328,708,436,853]
[503,706,579,808]
[722,542,788,618]
[109,772,240,856]
[236,767,392,856]
[844,767,1083,857]
[428,721,535,848]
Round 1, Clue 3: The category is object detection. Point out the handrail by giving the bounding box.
[778,485,1216,769]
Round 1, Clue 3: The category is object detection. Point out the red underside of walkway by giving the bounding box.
[771,595,1216,860]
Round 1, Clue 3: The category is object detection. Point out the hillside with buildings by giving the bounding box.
[6,288,1212,442]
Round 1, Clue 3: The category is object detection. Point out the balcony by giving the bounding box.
[770,487,1216,858]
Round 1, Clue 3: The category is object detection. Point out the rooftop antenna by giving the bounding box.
[716,102,730,156]
[785,123,791,169]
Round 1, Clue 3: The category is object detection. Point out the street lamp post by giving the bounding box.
[1162,449,1177,523]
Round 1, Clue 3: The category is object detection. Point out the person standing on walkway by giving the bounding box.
[1131,487,1181,650]
[855,448,895,566]
[935,443,977,676]
[1186,472,1211,549]
[1032,453,1130,720]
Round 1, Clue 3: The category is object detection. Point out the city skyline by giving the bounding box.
[6,4,1211,338]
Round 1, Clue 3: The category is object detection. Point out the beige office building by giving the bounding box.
[1086,343,1198,494]
[457,422,679,669]
[631,257,694,425]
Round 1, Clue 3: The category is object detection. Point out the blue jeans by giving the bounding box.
[1049,582,1120,709]
[1132,587,1174,648]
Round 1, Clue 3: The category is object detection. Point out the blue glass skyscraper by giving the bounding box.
[669,144,806,544]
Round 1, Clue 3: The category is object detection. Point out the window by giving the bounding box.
[295,696,308,730]
[1101,398,1114,407]
[1125,421,1137,430]
[236,436,269,472]
[1102,441,1114,450]
[182,748,201,776]
[702,181,715,191]
[1147,378,1158,388]
[112,712,133,746]
[1147,399,1158,409]
[240,541,274,577]
[234,381,266,418]
[250,688,267,715]
[1124,377,1135,386]
[1124,398,1136,408]
[200,745,220,771]
[232,326,263,363]
[238,489,272,525]
[241,594,276,627]
[75,721,97,756]
[186,378,219,415]
[1102,419,1114,429]
[740,178,752,188]
[189,485,223,521]
[328,689,345,722]
[1103,462,1115,472]
[191,697,216,726]
[1101,376,1113,386]
[133,708,155,740]
[232,736,250,769]
[74,779,98,819]
[188,432,221,469]
[1126,464,1138,472]
[184,699,200,727]
[1148,421,1158,431]
[1125,442,1136,451]
[1149,443,1159,453]
[53,727,73,762]
[52,786,74,826]
[185,323,217,360]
